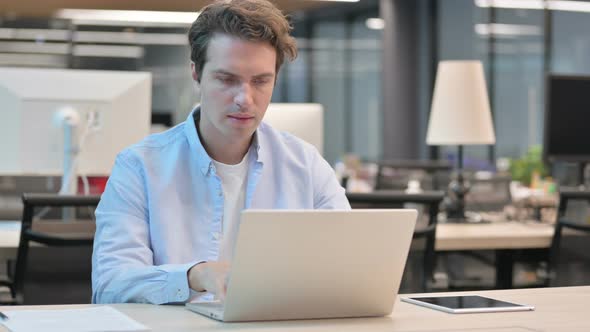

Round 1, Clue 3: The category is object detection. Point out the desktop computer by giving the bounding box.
[263,103,324,155]
[0,67,152,193]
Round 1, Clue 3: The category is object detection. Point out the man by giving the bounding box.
[92,0,350,304]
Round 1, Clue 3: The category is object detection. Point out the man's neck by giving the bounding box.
[196,118,252,165]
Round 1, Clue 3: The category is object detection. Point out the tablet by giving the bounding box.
[401,295,535,314]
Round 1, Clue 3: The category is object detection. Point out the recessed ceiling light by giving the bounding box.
[366,18,385,30]
[55,9,199,27]
[475,0,590,13]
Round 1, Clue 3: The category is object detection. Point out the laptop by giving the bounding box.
[185,209,417,322]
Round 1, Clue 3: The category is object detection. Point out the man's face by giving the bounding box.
[192,33,277,143]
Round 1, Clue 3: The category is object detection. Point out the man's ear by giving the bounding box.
[190,62,200,82]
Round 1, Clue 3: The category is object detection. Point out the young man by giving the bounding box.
[92,0,350,304]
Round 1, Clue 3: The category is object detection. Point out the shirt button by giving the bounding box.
[218,192,222,197]
[212,232,220,240]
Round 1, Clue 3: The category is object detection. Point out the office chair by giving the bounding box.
[428,173,510,290]
[346,190,444,292]
[0,193,100,305]
[464,174,512,213]
[373,160,452,191]
[544,189,590,287]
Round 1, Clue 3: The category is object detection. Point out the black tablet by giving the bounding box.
[401,295,535,314]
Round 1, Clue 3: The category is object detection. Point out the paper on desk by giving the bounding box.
[1,306,149,332]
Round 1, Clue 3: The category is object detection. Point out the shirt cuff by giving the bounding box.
[162,261,203,303]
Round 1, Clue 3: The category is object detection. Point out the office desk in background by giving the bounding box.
[0,222,19,262]
[0,220,557,289]
[0,219,555,252]
[0,286,587,332]
[437,221,555,289]
[436,220,554,251]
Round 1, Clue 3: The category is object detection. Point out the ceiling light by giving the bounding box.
[548,0,590,12]
[475,0,590,13]
[55,9,199,27]
[475,0,544,10]
[474,23,542,36]
[365,18,385,30]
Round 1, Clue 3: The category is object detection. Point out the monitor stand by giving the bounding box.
[55,108,80,221]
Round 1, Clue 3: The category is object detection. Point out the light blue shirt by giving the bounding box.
[92,108,350,304]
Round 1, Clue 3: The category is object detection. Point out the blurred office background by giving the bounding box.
[2,0,590,165]
[1,0,590,303]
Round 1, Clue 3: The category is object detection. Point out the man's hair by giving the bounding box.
[188,0,298,82]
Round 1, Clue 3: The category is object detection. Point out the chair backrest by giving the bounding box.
[548,189,590,286]
[464,174,512,212]
[374,160,452,191]
[13,193,100,304]
[346,190,444,292]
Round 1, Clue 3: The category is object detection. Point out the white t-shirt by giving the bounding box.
[211,150,250,262]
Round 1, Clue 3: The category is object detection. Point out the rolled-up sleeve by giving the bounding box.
[92,151,198,304]
[311,151,351,210]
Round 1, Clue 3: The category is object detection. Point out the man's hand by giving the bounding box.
[188,261,230,300]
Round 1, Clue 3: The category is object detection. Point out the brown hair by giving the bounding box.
[188,0,298,82]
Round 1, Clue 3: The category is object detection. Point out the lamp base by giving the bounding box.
[442,166,487,223]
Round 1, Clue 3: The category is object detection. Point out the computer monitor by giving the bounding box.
[544,74,590,162]
[263,103,324,155]
[0,67,151,177]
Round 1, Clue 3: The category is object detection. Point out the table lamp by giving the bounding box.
[426,60,496,222]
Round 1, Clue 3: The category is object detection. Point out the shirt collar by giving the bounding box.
[184,106,213,175]
[252,123,268,166]
[183,106,266,175]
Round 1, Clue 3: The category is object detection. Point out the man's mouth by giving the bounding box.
[227,114,255,123]
[228,114,254,120]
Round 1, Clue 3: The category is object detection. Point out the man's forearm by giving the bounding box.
[92,262,198,304]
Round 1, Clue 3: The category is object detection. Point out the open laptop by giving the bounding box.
[185,209,417,322]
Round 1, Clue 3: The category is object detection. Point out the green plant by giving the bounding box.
[509,145,548,186]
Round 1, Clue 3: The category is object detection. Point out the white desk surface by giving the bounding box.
[435,221,555,251]
[0,221,19,248]
[0,286,587,332]
[0,221,19,261]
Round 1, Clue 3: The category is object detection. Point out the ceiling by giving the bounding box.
[0,0,330,18]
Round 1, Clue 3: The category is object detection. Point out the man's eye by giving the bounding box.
[219,77,237,84]
[253,79,270,85]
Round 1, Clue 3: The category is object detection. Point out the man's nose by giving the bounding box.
[234,83,254,108]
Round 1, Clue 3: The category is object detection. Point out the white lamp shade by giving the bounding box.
[426,60,496,145]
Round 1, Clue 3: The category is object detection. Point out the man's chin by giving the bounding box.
[224,124,257,140]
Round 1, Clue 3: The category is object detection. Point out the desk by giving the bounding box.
[0,286,587,331]
[1,220,555,253]
[0,220,556,289]
[0,222,19,261]
[436,221,554,251]
[436,221,556,289]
